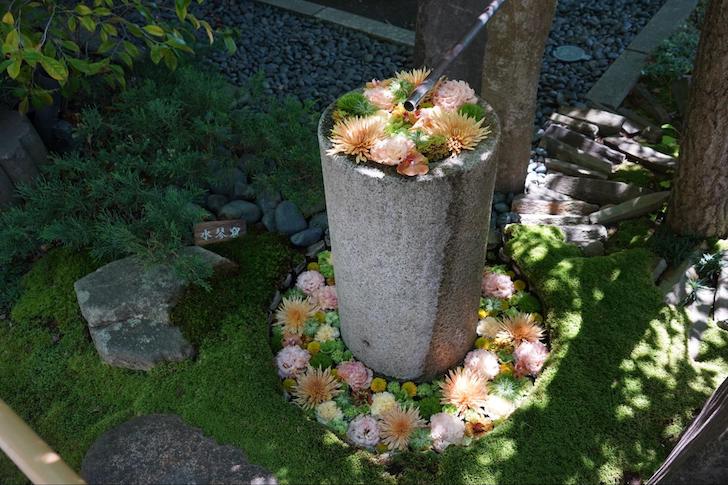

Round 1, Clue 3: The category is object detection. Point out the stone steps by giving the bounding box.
[525,185,577,201]
[543,124,627,166]
[548,113,599,138]
[603,136,678,173]
[511,195,599,216]
[557,106,627,136]
[545,157,609,180]
[588,191,670,225]
[517,214,591,225]
[543,173,653,205]
[540,135,615,174]
[555,224,608,242]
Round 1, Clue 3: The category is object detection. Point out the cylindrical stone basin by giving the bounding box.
[318,99,500,380]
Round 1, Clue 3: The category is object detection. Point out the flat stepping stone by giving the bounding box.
[713,254,728,326]
[603,136,678,173]
[74,247,236,370]
[558,106,627,136]
[81,414,276,485]
[659,247,705,306]
[543,173,653,205]
[555,224,608,243]
[517,213,591,225]
[545,157,609,180]
[548,113,599,138]
[540,133,615,175]
[543,125,626,166]
[588,191,670,225]
[686,287,716,360]
[512,195,599,215]
[525,185,576,201]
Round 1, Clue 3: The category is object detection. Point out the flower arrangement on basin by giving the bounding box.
[271,252,550,453]
[326,69,491,176]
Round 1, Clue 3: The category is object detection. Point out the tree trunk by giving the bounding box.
[667,0,728,237]
[481,0,557,193]
[414,1,487,92]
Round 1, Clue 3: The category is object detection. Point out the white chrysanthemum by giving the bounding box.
[370,391,397,416]
[316,400,343,425]
[476,317,501,338]
[464,349,500,380]
[314,324,340,343]
[430,412,465,452]
[482,395,516,420]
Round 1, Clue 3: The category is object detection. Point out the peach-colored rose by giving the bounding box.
[513,341,548,377]
[363,85,395,110]
[433,80,477,112]
[314,285,338,310]
[397,151,429,177]
[481,271,515,299]
[336,361,373,391]
[370,134,415,166]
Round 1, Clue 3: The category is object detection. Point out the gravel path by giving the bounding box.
[200,0,665,114]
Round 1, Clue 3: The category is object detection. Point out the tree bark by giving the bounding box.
[481,0,557,193]
[414,1,487,92]
[667,0,728,237]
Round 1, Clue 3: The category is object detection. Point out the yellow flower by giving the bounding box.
[499,363,514,375]
[395,67,432,87]
[327,115,386,163]
[307,262,320,271]
[478,309,489,319]
[275,297,316,335]
[402,381,417,398]
[307,341,321,355]
[315,311,326,323]
[440,368,489,416]
[293,367,341,410]
[514,280,527,291]
[283,378,296,391]
[425,109,490,155]
[371,377,387,393]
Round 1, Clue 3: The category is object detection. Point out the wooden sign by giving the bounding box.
[193,220,246,246]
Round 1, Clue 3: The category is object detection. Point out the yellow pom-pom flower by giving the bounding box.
[283,378,296,391]
[402,381,417,398]
[499,363,514,375]
[307,341,321,355]
[371,377,387,393]
[475,337,489,349]
[478,309,489,319]
[514,280,527,291]
[307,262,320,271]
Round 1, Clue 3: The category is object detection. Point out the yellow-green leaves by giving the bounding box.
[2,11,14,25]
[3,29,19,53]
[75,4,93,16]
[40,56,69,83]
[143,24,165,37]
[7,56,21,79]
[175,0,191,21]
[79,15,96,32]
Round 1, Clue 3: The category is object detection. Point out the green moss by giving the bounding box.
[458,103,486,121]
[610,162,658,188]
[335,91,376,118]
[606,217,656,253]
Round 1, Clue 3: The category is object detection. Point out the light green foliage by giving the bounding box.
[334,91,376,118]
[643,25,700,83]
[458,103,486,121]
[648,124,681,157]
[413,132,449,161]
[0,0,236,111]
[390,79,414,103]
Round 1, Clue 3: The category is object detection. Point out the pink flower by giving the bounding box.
[363,85,395,110]
[296,270,325,296]
[513,341,549,377]
[314,285,338,310]
[276,346,310,378]
[336,361,373,391]
[481,271,515,299]
[433,80,477,112]
[370,134,415,166]
[397,151,429,177]
[464,349,500,380]
[282,333,303,347]
[411,106,443,131]
[429,412,465,452]
[347,415,380,448]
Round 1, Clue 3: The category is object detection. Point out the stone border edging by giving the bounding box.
[253,0,416,47]
[586,0,699,109]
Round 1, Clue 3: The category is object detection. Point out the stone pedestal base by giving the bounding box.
[318,100,500,380]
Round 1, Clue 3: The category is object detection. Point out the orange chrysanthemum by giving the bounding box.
[327,116,386,163]
[440,367,489,416]
[495,313,545,346]
[379,405,426,451]
[275,296,315,335]
[395,67,432,87]
[426,110,490,155]
[293,367,341,410]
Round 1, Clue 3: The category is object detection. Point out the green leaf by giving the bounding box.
[187,13,200,29]
[18,97,29,114]
[200,20,213,44]
[118,51,133,67]
[175,0,191,21]
[163,50,178,71]
[4,29,19,52]
[75,5,93,16]
[67,57,92,74]
[61,40,81,53]
[143,25,165,37]
[40,56,69,83]
[166,36,193,54]
[67,16,77,32]
[101,23,117,37]
[223,35,237,55]
[21,49,42,66]
[0,59,11,72]
[126,23,143,38]
[150,44,163,64]
[123,41,139,58]
[97,39,116,54]
[79,16,96,32]
[93,7,111,16]
[2,11,14,25]
[7,57,21,79]
[31,90,54,108]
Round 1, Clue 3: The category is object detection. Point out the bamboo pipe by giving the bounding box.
[0,399,85,484]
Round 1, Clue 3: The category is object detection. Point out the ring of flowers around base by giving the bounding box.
[271,250,549,453]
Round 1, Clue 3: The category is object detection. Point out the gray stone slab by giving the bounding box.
[660,248,704,306]
[517,213,590,225]
[578,240,605,257]
[82,414,277,484]
[603,136,678,173]
[713,256,728,325]
[556,224,608,243]
[585,50,649,109]
[549,113,599,138]
[627,0,699,54]
[558,106,628,135]
[543,124,626,165]
[315,7,415,46]
[512,195,599,215]
[588,191,671,225]
[545,157,609,180]
[255,0,324,16]
[544,173,653,205]
[540,135,615,174]
[525,185,576,201]
[686,287,715,360]
[651,258,668,283]
[0,110,47,185]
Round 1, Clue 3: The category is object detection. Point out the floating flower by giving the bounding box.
[275,296,316,335]
[464,349,500,380]
[293,366,341,410]
[402,381,418,398]
[482,395,516,420]
[314,324,340,343]
[370,134,415,166]
[276,346,310,378]
[282,332,303,348]
[296,270,325,296]
[363,84,396,110]
[513,340,549,377]
[481,271,515,299]
[347,415,380,448]
[337,361,373,392]
[379,405,426,451]
[430,412,465,452]
[395,67,432,88]
[432,80,478,112]
[327,115,386,163]
[440,367,489,416]
[426,109,490,155]
[314,285,338,310]
[316,400,343,425]
[396,151,429,177]
[371,377,387,393]
[370,392,397,416]
[476,317,501,338]
[496,313,545,346]
[307,341,321,355]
